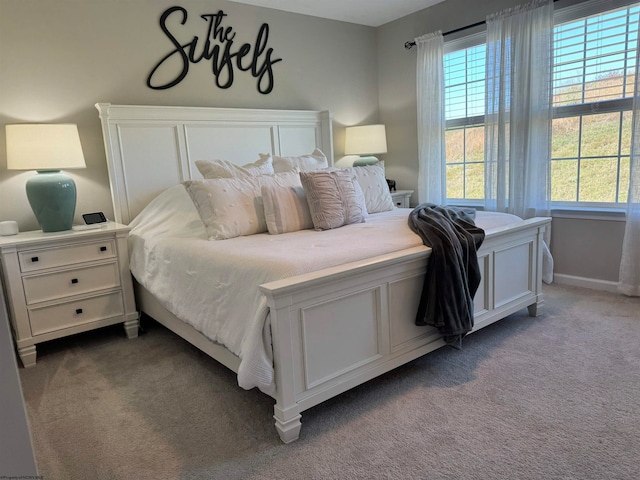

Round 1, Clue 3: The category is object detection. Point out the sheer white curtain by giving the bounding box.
[619,32,640,296]
[416,31,446,205]
[484,0,554,283]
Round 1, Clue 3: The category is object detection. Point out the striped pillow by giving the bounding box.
[262,185,313,235]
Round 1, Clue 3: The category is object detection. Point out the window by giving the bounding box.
[444,44,485,200]
[443,0,640,208]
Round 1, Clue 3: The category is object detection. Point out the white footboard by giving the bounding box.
[260,217,550,443]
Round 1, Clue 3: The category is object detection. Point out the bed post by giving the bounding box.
[527,223,548,317]
[268,298,302,443]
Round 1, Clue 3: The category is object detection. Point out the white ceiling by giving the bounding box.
[226,0,446,27]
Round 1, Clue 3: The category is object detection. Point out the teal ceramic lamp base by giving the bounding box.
[353,155,380,166]
[26,170,77,232]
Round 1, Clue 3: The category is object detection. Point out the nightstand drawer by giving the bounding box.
[18,240,116,273]
[390,190,413,209]
[29,291,125,336]
[22,262,121,304]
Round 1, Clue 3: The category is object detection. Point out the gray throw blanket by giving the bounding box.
[408,203,485,349]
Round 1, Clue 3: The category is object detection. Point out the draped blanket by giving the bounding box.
[408,204,486,348]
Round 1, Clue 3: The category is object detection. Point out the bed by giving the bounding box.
[96,103,551,443]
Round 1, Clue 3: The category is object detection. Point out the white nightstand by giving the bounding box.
[0,223,138,367]
[390,190,413,208]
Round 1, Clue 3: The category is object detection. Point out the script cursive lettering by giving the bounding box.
[147,6,282,94]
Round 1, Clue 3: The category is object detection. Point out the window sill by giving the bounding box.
[551,208,626,222]
[447,201,627,222]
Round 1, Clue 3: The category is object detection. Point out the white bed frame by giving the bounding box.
[96,103,550,443]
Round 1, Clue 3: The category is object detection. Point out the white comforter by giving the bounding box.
[129,185,522,395]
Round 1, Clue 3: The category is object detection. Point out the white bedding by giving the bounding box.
[128,185,522,395]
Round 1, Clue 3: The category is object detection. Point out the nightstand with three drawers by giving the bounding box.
[0,223,139,367]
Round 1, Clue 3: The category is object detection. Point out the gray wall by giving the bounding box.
[0,0,379,231]
[376,0,627,287]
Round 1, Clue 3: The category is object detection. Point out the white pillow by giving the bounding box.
[184,171,301,240]
[352,177,369,219]
[195,155,274,178]
[300,170,365,230]
[342,162,394,214]
[262,184,313,235]
[262,148,329,173]
[128,184,206,239]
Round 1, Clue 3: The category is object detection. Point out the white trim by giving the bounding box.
[551,209,626,221]
[553,273,620,292]
[447,204,628,221]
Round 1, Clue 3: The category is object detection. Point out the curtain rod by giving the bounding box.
[404,20,484,49]
[404,0,559,50]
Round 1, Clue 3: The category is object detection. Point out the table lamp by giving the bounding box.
[344,124,387,165]
[6,124,86,232]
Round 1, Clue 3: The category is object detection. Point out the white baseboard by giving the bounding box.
[553,273,619,293]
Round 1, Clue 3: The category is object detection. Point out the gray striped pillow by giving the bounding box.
[261,185,313,234]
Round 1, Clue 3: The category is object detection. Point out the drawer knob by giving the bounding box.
[75,308,83,315]
[100,246,107,252]
[71,278,79,284]
[31,256,39,262]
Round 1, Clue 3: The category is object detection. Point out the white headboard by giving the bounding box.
[95,103,334,224]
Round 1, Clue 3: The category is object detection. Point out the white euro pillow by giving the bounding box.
[342,162,394,214]
[261,148,329,173]
[195,155,274,178]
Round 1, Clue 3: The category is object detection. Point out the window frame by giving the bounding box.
[442,0,639,211]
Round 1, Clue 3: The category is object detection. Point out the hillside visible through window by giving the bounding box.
[443,3,639,206]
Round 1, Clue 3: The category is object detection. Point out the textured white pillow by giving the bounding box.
[184,170,301,240]
[195,155,274,178]
[343,162,394,214]
[262,148,329,173]
[300,170,365,230]
[262,184,313,235]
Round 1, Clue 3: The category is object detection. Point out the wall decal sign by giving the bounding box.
[147,7,282,94]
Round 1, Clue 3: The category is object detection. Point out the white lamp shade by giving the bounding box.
[6,124,86,171]
[344,124,387,156]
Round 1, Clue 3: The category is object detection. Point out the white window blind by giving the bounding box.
[444,44,485,125]
[553,5,639,108]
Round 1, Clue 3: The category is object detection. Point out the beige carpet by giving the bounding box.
[18,284,640,480]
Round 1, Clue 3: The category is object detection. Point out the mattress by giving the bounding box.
[128,185,523,395]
